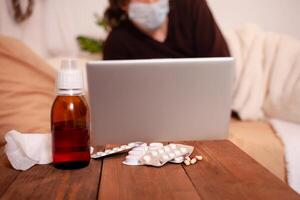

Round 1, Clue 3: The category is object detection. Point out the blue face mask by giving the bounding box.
[128,0,170,31]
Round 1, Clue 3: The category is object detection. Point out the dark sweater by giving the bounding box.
[103,0,230,60]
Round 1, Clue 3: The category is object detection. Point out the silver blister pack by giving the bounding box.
[139,144,194,167]
[91,142,145,159]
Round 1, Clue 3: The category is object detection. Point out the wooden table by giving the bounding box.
[1,140,299,200]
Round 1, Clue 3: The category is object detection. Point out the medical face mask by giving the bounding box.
[128,0,170,31]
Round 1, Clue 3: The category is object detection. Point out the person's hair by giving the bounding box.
[104,0,130,29]
[11,0,34,23]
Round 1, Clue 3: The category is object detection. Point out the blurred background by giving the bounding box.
[1,0,299,58]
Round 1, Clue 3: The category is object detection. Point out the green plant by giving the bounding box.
[76,15,109,54]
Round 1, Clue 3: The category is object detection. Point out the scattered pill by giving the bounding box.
[190,158,197,165]
[184,160,191,166]
[196,155,203,161]
[185,156,191,161]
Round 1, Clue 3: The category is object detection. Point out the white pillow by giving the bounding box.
[263,34,300,123]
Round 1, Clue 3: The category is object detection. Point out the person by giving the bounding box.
[103,0,230,60]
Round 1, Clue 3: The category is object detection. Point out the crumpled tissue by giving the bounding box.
[4,130,52,171]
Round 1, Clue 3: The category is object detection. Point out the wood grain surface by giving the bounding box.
[0,146,21,197]
[0,146,104,200]
[183,141,300,200]
[0,141,299,200]
[99,144,201,200]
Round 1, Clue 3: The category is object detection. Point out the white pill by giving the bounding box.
[123,155,141,165]
[110,149,117,153]
[132,146,148,152]
[126,155,139,161]
[105,149,112,154]
[162,154,169,161]
[143,155,152,162]
[149,146,160,151]
[149,143,163,147]
[196,155,203,161]
[151,151,159,157]
[191,158,197,165]
[185,156,191,161]
[180,147,187,153]
[91,154,98,159]
[90,146,94,154]
[128,143,136,147]
[170,144,177,149]
[120,145,127,150]
[164,146,171,152]
[173,157,184,163]
[184,160,191,166]
[169,152,176,158]
[158,149,165,154]
[140,143,147,147]
[174,150,181,156]
[96,152,104,156]
[113,147,120,151]
[129,150,145,156]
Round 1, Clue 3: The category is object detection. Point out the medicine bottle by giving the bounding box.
[51,60,90,169]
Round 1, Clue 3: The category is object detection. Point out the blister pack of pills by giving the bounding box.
[140,143,193,167]
[91,142,145,159]
[91,142,195,168]
[123,143,194,167]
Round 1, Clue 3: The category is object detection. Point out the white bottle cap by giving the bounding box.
[56,59,83,90]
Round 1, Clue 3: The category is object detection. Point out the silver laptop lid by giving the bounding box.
[87,58,234,145]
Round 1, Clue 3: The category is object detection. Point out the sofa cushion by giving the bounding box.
[0,36,56,146]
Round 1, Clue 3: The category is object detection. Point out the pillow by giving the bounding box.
[0,36,56,146]
[263,34,300,123]
[225,24,300,123]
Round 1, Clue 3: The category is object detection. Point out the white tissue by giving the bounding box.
[4,130,52,171]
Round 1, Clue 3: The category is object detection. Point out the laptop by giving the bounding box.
[86,58,234,145]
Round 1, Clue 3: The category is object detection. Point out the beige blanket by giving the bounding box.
[225,24,300,123]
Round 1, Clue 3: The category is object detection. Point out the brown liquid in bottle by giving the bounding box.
[51,95,90,169]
